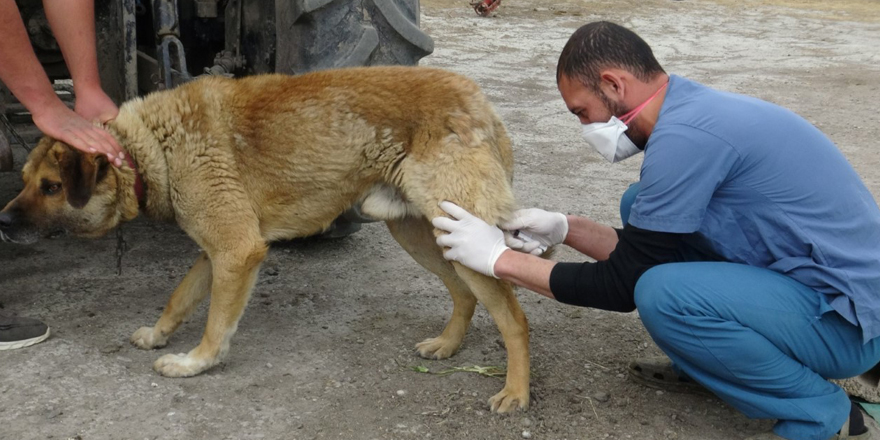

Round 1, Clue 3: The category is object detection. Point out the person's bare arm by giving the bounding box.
[493,250,558,299]
[0,1,61,121]
[0,0,122,165]
[43,0,119,124]
[563,214,620,261]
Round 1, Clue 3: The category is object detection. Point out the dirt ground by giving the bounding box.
[2,1,880,439]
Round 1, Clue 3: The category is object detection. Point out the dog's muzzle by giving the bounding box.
[0,210,43,244]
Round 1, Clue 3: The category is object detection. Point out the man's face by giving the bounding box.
[557,74,649,148]
[558,74,626,125]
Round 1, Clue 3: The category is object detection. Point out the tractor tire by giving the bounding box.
[0,131,12,172]
[275,0,434,74]
[271,0,433,239]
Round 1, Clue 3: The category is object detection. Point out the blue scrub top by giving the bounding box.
[628,75,880,342]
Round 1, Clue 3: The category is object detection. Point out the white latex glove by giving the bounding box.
[501,208,569,256]
[432,201,508,278]
[503,229,549,256]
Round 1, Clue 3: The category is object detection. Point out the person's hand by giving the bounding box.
[74,87,119,125]
[501,208,569,255]
[32,99,124,167]
[431,201,509,278]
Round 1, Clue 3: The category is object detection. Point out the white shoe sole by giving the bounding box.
[0,327,50,350]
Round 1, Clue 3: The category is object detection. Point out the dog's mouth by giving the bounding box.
[0,227,60,245]
[0,229,38,245]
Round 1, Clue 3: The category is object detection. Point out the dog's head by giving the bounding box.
[0,138,127,244]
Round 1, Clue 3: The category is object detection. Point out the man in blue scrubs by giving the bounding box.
[431,21,880,440]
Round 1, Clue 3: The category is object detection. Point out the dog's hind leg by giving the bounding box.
[387,217,477,360]
[153,240,268,377]
[131,251,213,349]
[387,209,529,413]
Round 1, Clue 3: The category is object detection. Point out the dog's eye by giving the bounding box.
[43,183,62,195]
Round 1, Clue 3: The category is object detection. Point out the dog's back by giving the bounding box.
[117,66,515,240]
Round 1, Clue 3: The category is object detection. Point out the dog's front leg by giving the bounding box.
[153,243,267,377]
[132,252,213,349]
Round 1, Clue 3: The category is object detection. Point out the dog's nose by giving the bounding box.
[0,211,13,230]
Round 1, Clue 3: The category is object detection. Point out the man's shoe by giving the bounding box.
[744,413,877,439]
[0,316,50,350]
[628,356,712,395]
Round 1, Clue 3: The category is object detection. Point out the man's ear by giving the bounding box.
[53,145,108,209]
[599,70,626,99]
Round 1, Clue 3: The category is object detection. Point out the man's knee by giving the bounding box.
[620,182,640,225]
[634,264,687,331]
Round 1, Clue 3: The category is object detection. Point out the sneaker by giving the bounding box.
[744,406,878,440]
[745,426,876,440]
[628,356,712,395]
[0,315,51,350]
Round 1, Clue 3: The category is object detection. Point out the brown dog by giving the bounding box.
[0,66,529,412]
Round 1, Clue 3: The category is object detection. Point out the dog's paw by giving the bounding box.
[415,336,461,360]
[489,386,529,413]
[153,353,213,377]
[131,326,168,349]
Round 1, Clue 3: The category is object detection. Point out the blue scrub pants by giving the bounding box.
[620,183,880,440]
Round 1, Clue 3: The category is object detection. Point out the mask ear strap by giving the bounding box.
[620,81,668,125]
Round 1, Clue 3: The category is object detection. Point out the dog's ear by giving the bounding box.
[53,144,108,209]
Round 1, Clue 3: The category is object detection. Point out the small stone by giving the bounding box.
[396,389,406,396]
[521,417,532,427]
[522,431,532,439]
[100,344,122,354]
[591,392,610,403]
[656,390,664,396]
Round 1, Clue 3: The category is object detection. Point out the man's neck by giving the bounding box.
[631,73,670,138]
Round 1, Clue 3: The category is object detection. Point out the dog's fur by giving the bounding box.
[0,66,529,412]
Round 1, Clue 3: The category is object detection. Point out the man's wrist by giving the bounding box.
[29,96,71,123]
[72,79,105,97]
[492,249,517,279]
[561,214,576,245]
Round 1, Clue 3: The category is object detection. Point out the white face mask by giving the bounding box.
[581,81,668,163]
[581,116,641,163]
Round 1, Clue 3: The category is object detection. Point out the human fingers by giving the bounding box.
[503,230,527,250]
[520,241,544,254]
[500,217,527,231]
[74,127,122,167]
[87,126,124,166]
[92,125,124,158]
[431,216,459,233]
[438,201,473,221]
[501,208,544,230]
[436,233,458,249]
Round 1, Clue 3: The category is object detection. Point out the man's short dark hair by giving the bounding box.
[557,21,665,92]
